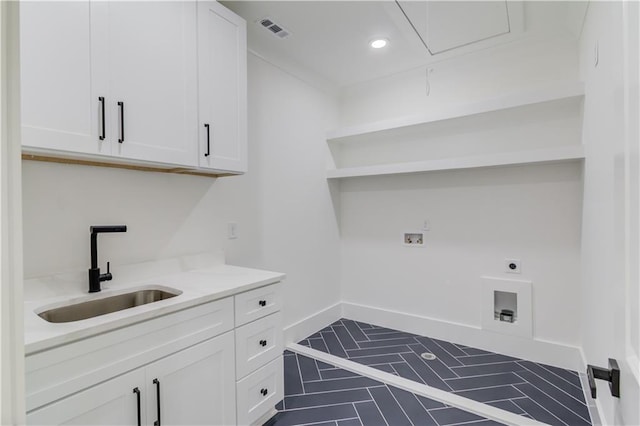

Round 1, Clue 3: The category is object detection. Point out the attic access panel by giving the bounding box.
[397,1,513,55]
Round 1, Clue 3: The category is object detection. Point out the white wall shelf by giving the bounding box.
[327,82,585,143]
[326,145,584,179]
[326,82,585,179]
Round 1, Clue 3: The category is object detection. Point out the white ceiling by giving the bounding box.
[222,1,588,89]
[398,1,516,54]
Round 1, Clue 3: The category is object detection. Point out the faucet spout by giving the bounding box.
[88,225,127,293]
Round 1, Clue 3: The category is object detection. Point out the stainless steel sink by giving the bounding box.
[37,288,181,323]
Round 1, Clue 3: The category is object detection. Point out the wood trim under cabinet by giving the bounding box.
[22,153,237,178]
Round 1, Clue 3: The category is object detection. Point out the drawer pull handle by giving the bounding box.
[153,378,161,426]
[98,97,106,140]
[258,300,267,307]
[133,387,141,426]
[204,123,211,157]
[259,339,267,347]
[260,388,268,396]
[118,101,125,143]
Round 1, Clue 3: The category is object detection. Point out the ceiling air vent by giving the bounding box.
[259,17,291,39]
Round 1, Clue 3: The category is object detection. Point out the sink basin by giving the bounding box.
[37,288,181,323]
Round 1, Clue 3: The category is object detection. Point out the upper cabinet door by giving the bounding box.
[20,1,109,156]
[107,1,198,167]
[197,1,247,173]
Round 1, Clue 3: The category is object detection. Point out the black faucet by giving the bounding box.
[88,225,127,293]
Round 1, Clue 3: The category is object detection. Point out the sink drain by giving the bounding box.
[421,352,437,361]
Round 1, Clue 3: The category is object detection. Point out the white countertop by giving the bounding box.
[24,253,285,355]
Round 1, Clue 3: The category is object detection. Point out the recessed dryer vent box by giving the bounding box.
[403,232,425,247]
[481,276,532,338]
[494,290,517,322]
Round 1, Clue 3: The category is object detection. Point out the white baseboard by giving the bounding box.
[342,301,584,372]
[283,302,342,345]
[281,300,584,371]
[253,407,278,426]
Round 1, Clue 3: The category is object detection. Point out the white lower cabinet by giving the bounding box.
[145,332,236,426]
[235,312,283,379]
[236,357,284,426]
[27,332,235,426]
[234,283,284,425]
[235,284,282,327]
[27,369,145,426]
[26,283,284,426]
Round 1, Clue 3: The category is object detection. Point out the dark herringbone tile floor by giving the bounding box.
[269,350,505,426]
[297,319,591,426]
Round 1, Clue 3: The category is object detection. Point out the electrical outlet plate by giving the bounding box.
[505,259,521,273]
[404,232,425,247]
[228,222,238,240]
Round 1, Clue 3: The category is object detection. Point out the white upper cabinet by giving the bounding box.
[197,1,247,173]
[20,1,109,157]
[20,1,247,174]
[104,1,198,166]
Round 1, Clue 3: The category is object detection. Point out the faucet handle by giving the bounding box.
[100,261,113,282]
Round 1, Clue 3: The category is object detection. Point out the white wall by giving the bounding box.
[339,37,580,127]
[335,37,585,351]
[579,2,640,424]
[22,161,260,279]
[340,163,584,346]
[21,53,342,331]
[246,54,342,330]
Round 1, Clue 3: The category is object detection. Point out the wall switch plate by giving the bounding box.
[404,232,425,247]
[228,222,238,239]
[505,259,521,274]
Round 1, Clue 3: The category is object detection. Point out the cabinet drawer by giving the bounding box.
[235,312,283,379]
[236,356,283,426]
[234,283,281,326]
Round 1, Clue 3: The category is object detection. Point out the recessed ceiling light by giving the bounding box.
[370,39,388,49]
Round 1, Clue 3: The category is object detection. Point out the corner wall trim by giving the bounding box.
[1,2,26,423]
[578,348,604,426]
[283,302,342,345]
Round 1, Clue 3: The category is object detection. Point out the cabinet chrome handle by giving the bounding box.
[259,300,266,307]
[132,387,141,426]
[118,101,125,143]
[260,339,267,347]
[204,123,211,157]
[260,388,268,396]
[98,97,106,140]
[153,378,161,426]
